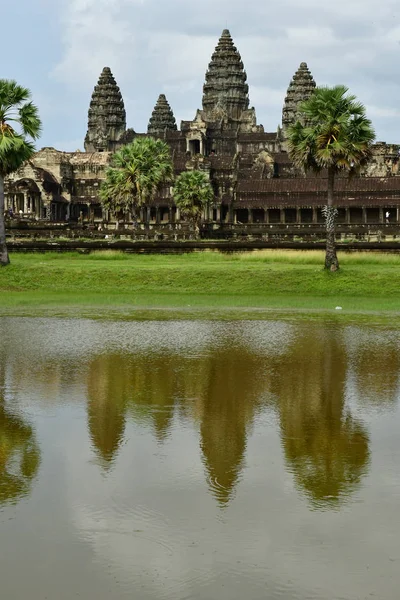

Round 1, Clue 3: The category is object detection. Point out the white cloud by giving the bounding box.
[17,0,400,145]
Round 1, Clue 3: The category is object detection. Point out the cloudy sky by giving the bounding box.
[5,0,400,150]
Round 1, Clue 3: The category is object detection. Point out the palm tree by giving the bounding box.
[0,80,42,266]
[287,85,375,271]
[173,170,214,236]
[100,137,173,221]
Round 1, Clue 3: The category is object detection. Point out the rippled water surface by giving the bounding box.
[1,317,400,599]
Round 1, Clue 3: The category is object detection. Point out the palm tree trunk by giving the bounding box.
[0,175,10,266]
[325,167,339,271]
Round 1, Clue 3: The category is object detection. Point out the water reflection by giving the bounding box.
[83,325,375,508]
[2,318,400,600]
[87,355,128,467]
[346,328,400,409]
[2,318,400,512]
[86,343,268,504]
[0,397,40,506]
[271,327,370,509]
[194,346,267,506]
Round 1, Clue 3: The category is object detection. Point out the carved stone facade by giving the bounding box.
[84,67,128,153]
[5,29,400,228]
[148,95,177,136]
[282,62,316,133]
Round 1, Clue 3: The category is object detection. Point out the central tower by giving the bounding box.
[181,29,262,156]
[202,29,250,123]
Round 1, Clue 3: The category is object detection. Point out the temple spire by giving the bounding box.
[148,94,177,136]
[202,29,249,122]
[282,62,316,132]
[84,67,127,153]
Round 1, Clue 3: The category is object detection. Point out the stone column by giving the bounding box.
[264,209,269,224]
[312,208,317,223]
[155,207,160,224]
[23,193,28,214]
[146,206,151,224]
[296,208,301,224]
[176,207,181,222]
[346,208,351,224]
[280,209,285,224]
[234,210,238,224]
[362,207,367,224]
[397,208,400,223]
[248,209,253,224]
[216,207,221,222]
[379,207,384,224]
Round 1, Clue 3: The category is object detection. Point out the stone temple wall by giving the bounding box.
[5,30,400,226]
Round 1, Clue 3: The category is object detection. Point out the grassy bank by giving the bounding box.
[1,250,400,316]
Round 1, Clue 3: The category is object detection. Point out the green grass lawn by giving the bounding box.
[1,250,400,318]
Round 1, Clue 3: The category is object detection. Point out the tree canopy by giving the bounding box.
[286,85,375,270]
[0,79,42,266]
[287,85,375,174]
[100,137,173,216]
[173,170,214,229]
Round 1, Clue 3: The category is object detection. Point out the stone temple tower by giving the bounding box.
[84,67,127,153]
[202,29,250,125]
[282,62,316,133]
[147,94,177,136]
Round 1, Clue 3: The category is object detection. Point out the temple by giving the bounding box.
[5,29,400,232]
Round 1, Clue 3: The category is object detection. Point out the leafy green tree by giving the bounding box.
[287,86,375,271]
[100,137,173,220]
[173,170,214,234]
[0,80,42,266]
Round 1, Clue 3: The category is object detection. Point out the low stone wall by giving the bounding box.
[5,221,400,244]
[6,238,400,254]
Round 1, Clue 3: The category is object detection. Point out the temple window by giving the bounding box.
[189,139,201,155]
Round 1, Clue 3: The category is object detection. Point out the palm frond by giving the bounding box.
[0,79,41,176]
[286,84,375,175]
[173,170,214,223]
[100,137,173,214]
[18,102,42,139]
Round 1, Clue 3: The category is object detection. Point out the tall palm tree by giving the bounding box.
[173,170,214,236]
[287,85,375,271]
[0,80,42,266]
[100,137,173,220]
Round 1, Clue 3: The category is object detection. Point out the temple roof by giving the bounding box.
[202,29,250,121]
[282,62,316,130]
[148,94,177,136]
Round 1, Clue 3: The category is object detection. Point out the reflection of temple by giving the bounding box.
[194,348,267,505]
[271,328,370,509]
[5,29,400,228]
[85,346,268,504]
[87,355,129,466]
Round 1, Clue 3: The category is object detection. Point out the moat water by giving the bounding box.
[1,317,399,599]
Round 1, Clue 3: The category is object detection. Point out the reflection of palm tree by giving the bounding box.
[0,401,40,506]
[273,328,370,509]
